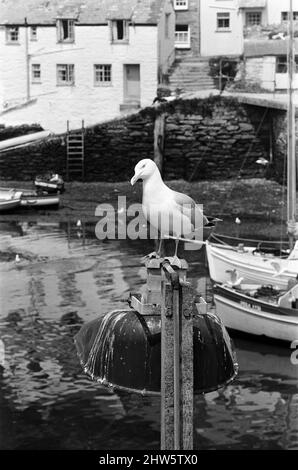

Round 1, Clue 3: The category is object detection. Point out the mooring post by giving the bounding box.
[160,261,194,450]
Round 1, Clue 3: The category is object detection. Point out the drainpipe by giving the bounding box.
[24,17,30,101]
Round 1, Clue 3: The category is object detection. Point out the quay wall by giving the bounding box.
[0,96,285,182]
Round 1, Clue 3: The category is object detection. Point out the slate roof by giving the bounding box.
[0,0,166,25]
[245,38,298,56]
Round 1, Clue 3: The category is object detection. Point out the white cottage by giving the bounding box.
[0,0,175,133]
[200,0,243,57]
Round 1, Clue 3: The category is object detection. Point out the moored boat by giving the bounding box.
[20,191,59,208]
[206,236,298,290]
[206,1,298,290]
[213,282,298,343]
[0,188,22,211]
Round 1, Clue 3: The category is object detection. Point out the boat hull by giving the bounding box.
[213,284,298,343]
[20,195,59,207]
[206,240,297,290]
[0,199,21,211]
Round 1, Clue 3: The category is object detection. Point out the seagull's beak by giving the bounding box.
[130,171,141,186]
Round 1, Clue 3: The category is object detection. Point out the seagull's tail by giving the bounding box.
[204,215,223,228]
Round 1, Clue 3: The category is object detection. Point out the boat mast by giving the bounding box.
[288,0,296,249]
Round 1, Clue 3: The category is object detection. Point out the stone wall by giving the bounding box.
[0,124,43,142]
[0,96,277,182]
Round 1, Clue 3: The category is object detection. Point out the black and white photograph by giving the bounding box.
[0,0,297,456]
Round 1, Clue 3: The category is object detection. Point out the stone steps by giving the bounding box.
[168,57,216,92]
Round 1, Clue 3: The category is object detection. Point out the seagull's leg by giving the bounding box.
[174,239,179,257]
[172,239,182,267]
[157,238,163,256]
[141,238,162,262]
[164,238,182,268]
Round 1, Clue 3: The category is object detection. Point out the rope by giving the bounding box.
[209,232,290,246]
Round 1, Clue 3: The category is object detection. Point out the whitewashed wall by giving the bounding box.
[200,0,243,56]
[0,24,158,133]
[266,0,298,24]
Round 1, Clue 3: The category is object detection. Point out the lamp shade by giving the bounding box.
[74,309,238,395]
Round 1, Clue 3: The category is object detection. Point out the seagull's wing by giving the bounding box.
[171,190,208,227]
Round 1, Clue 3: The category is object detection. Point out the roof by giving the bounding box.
[245,38,298,56]
[0,0,166,25]
[239,0,266,8]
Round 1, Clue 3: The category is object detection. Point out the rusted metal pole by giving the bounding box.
[181,283,194,450]
[173,286,181,449]
[161,281,174,450]
[160,261,194,450]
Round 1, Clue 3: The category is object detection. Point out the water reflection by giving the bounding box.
[0,221,297,450]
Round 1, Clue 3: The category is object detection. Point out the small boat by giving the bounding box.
[213,282,298,343]
[34,173,64,194]
[20,190,59,208]
[0,197,21,211]
[0,187,59,209]
[0,188,22,211]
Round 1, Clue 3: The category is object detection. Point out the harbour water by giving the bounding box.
[0,220,297,450]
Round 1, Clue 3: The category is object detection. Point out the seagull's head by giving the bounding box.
[130,159,157,186]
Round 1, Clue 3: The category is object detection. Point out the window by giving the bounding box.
[246,11,262,26]
[111,20,129,43]
[31,64,41,83]
[94,64,112,86]
[281,11,298,22]
[175,24,190,48]
[57,19,75,43]
[217,12,230,30]
[276,56,298,74]
[30,26,37,40]
[57,64,75,85]
[165,13,170,39]
[174,0,188,10]
[6,26,19,43]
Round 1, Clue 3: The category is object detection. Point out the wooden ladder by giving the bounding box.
[66,120,85,181]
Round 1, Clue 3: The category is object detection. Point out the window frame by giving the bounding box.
[276,55,298,74]
[57,19,75,43]
[245,11,262,26]
[56,64,75,86]
[31,64,41,83]
[174,0,188,10]
[216,12,231,31]
[94,64,112,87]
[281,11,298,22]
[5,26,19,44]
[175,24,190,48]
[110,20,129,43]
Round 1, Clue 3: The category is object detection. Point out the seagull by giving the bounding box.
[130,159,219,264]
[15,254,21,263]
[271,261,287,278]
[235,217,241,225]
[225,269,244,287]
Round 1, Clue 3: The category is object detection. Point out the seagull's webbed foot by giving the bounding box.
[141,251,161,263]
[163,255,183,269]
